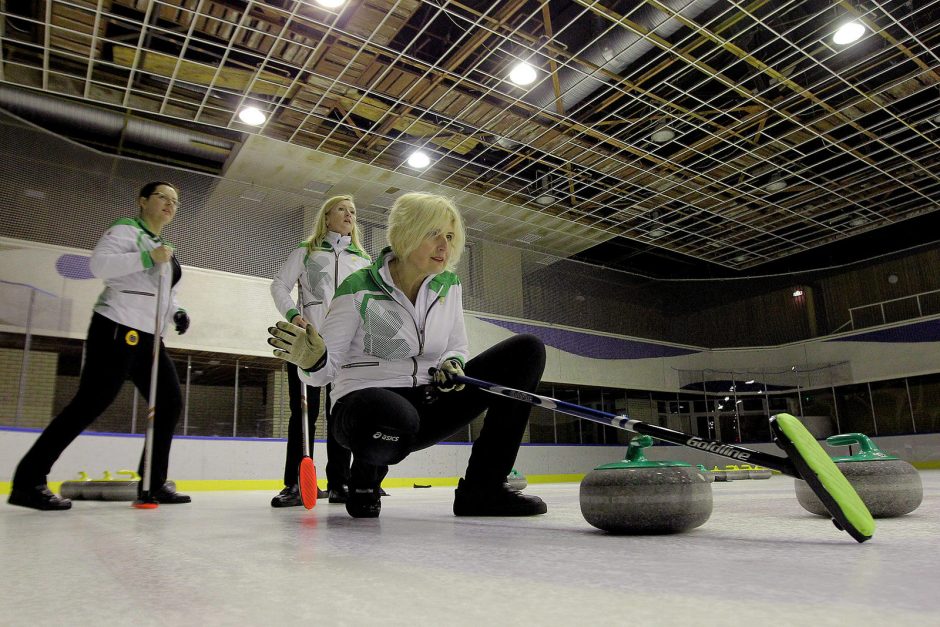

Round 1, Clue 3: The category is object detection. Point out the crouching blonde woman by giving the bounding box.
[268,192,546,519]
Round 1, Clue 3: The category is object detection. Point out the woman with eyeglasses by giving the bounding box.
[269,194,371,507]
[9,181,191,510]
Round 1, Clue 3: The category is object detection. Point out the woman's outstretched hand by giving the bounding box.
[267,320,326,371]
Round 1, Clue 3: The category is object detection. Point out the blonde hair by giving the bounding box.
[304,194,367,255]
[387,193,465,271]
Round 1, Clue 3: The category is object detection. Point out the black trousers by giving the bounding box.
[283,363,351,489]
[13,312,182,490]
[332,334,546,490]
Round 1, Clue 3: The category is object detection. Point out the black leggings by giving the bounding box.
[13,312,182,490]
[283,364,351,489]
[331,334,546,489]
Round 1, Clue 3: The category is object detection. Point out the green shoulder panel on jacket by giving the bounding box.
[335,267,381,297]
[110,217,140,229]
[108,218,174,246]
[428,271,460,298]
[347,244,371,261]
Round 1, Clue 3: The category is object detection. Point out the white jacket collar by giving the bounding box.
[325,231,351,250]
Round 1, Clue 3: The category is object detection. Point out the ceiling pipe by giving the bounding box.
[0,84,236,165]
[525,0,718,114]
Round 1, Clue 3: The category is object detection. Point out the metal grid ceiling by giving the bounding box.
[1,0,939,269]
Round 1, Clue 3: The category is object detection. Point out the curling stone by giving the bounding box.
[696,465,716,483]
[580,435,712,534]
[739,464,773,480]
[795,433,922,518]
[60,469,175,501]
[507,468,528,491]
[710,465,731,482]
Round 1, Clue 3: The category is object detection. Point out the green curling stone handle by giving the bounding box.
[826,433,898,462]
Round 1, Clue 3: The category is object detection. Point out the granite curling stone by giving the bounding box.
[794,432,922,518]
[60,470,176,501]
[507,468,528,491]
[580,435,713,534]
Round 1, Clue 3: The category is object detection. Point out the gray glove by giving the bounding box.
[432,358,465,392]
[267,320,326,371]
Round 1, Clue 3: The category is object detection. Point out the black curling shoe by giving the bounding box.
[150,484,191,504]
[453,479,547,516]
[327,485,349,504]
[271,485,301,508]
[345,487,381,518]
[8,485,72,511]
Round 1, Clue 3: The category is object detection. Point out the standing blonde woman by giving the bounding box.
[269,195,371,507]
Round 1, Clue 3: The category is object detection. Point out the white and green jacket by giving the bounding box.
[270,231,371,329]
[90,217,184,336]
[300,247,468,404]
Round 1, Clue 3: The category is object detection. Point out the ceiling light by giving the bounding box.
[745,380,755,384]
[652,174,681,192]
[495,136,521,150]
[764,176,788,192]
[849,217,869,227]
[732,254,747,263]
[792,289,804,298]
[237,106,266,126]
[535,194,556,206]
[833,21,865,45]
[648,228,666,238]
[650,126,676,143]
[406,151,431,169]
[508,62,537,86]
[315,0,345,7]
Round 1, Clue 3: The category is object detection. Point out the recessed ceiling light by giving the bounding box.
[535,194,556,206]
[650,127,676,143]
[792,289,804,298]
[732,254,747,263]
[315,0,345,7]
[495,136,521,150]
[833,21,865,45]
[508,62,537,86]
[764,176,788,192]
[237,106,266,126]
[648,228,666,238]
[849,217,868,227]
[652,174,681,192]
[406,151,431,169]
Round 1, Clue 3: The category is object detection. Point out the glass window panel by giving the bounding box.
[834,384,876,435]
[601,390,631,445]
[870,379,914,436]
[185,358,236,437]
[738,415,771,443]
[907,373,940,433]
[798,388,838,438]
[579,387,606,444]
[553,385,581,444]
[527,402,556,444]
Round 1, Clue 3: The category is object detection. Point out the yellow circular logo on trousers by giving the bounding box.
[125,330,139,346]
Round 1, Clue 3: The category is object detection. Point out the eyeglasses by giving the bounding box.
[150,192,180,208]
